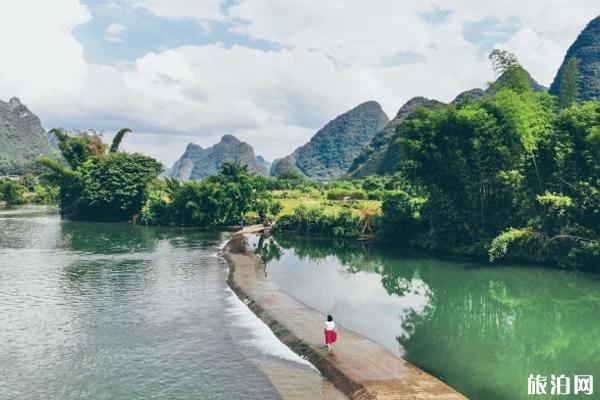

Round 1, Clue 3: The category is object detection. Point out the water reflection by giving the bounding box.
[259,233,600,400]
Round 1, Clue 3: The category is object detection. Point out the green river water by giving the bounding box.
[1,205,598,399]
[249,234,600,400]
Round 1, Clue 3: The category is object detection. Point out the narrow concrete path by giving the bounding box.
[223,231,467,400]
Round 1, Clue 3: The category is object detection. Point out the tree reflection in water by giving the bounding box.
[260,233,600,400]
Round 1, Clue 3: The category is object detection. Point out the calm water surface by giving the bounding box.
[0,206,302,400]
[250,234,600,400]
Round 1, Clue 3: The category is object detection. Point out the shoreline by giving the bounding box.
[222,226,467,400]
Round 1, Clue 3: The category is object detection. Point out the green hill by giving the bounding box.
[271,101,389,180]
[550,15,600,101]
[347,97,444,178]
[167,135,268,180]
[0,97,57,175]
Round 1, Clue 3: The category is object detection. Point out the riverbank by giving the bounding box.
[222,227,466,400]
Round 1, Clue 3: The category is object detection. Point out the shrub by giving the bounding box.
[273,205,362,238]
[0,179,26,205]
[381,191,426,242]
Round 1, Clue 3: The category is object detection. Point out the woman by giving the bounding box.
[324,314,337,351]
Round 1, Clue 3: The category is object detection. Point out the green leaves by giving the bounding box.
[141,162,280,226]
[109,128,131,153]
[39,129,163,221]
[385,82,599,269]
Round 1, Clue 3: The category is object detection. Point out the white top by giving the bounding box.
[324,320,335,331]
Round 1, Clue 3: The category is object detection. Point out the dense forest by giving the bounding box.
[381,51,598,269]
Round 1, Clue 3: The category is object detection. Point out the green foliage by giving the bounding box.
[76,153,162,221]
[0,178,26,205]
[381,75,599,268]
[141,163,281,226]
[326,188,368,200]
[50,128,108,169]
[273,205,363,238]
[362,175,387,192]
[18,174,37,191]
[33,184,59,204]
[558,58,581,109]
[109,128,131,153]
[39,128,162,221]
[488,228,545,263]
[380,191,426,243]
[489,49,520,75]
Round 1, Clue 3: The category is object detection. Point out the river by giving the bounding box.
[3,205,598,399]
[0,206,337,400]
[250,233,600,400]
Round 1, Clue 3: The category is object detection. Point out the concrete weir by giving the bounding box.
[222,227,467,400]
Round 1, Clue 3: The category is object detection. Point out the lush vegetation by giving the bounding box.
[379,52,599,270]
[38,128,162,221]
[141,163,282,226]
[0,178,25,205]
[0,174,59,206]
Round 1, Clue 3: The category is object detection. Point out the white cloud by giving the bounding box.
[105,22,125,43]
[131,0,224,21]
[106,22,125,35]
[0,0,90,104]
[1,0,600,166]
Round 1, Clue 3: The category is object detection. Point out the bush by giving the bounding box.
[273,205,362,238]
[0,179,26,205]
[326,188,368,200]
[381,191,426,243]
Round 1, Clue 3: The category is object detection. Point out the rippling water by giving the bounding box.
[0,206,304,400]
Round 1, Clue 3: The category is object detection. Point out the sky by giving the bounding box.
[1,1,599,167]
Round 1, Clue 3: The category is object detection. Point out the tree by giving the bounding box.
[558,58,581,109]
[0,178,26,205]
[38,128,163,221]
[109,128,131,153]
[488,49,531,93]
[489,49,520,75]
[141,163,281,226]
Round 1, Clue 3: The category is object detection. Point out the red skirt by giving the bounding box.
[325,330,337,344]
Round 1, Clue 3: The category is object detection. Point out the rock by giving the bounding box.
[167,134,268,180]
[0,97,57,175]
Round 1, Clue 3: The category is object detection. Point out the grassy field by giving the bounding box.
[276,197,382,217]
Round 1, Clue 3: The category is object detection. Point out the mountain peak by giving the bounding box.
[347,96,444,178]
[549,15,600,101]
[168,135,267,180]
[0,97,57,175]
[270,101,389,180]
[219,134,240,144]
[8,97,22,109]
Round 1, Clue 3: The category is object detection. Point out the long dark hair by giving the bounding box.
[327,314,333,322]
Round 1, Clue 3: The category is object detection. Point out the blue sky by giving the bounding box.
[1,1,599,165]
[74,0,280,65]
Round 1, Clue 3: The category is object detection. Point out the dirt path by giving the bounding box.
[222,229,467,400]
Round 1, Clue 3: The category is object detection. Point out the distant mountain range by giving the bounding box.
[166,134,269,181]
[0,97,57,175]
[3,15,598,180]
[270,101,389,180]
